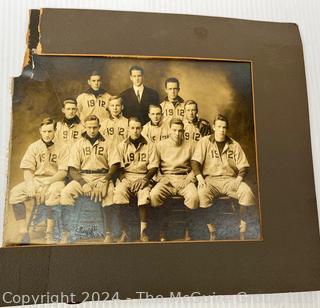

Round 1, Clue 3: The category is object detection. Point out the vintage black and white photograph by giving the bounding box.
[4,55,261,245]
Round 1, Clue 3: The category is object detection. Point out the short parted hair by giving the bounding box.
[213,114,229,128]
[88,71,101,79]
[148,104,162,113]
[84,114,100,125]
[184,100,198,112]
[169,117,184,129]
[128,116,142,127]
[62,98,77,107]
[40,117,57,130]
[129,65,144,75]
[165,77,180,89]
[109,96,123,105]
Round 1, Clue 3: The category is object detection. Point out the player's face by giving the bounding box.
[39,124,55,143]
[130,70,143,87]
[109,99,123,117]
[185,104,197,122]
[128,120,142,140]
[62,103,77,119]
[165,82,180,101]
[85,120,100,138]
[213,120,227,142]
[170,123,184,144]
[88,75,101,91]
[148,107,163,125]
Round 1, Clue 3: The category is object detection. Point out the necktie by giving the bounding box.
[137,89,141,102]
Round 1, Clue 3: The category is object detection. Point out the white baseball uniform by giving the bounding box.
[150,138,199,209]
[76,89,111,123]
[142,119,170,143]
[192,135,255,207]
[160,96,185,122]
[100,115,128,145]
[60,133,120,207]
[183,119,202,144]
[9,140,68,206]
[113,137,159,206]
[54,117,84,148]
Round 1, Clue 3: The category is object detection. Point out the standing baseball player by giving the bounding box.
[191,114,255,240]
[54,98,84,148]
[60,115,121,243]
[76,71,112,124]
[120,65,160,125]
[142,104,170,143]
[100,96,128,145]
[150,118,199,241]
[183,100,211,143]
[113,117,159,242]
[9,118,68,244]
[160,77,185,122]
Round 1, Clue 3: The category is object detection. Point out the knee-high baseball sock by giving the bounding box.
[12,203,27,234]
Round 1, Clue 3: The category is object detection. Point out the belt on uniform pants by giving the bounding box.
[80,169,108,174]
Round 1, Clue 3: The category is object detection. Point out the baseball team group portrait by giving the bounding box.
[4,55,261,246]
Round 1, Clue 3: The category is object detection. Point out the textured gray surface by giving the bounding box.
[0,0,319,307]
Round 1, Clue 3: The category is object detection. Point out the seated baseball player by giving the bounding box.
[113,117,159,242]
[183,100,211,143]
[150,118,199,241]
[60,115,121,243]
[54,98,84,148]
[76,71,112,124]
[9,117,68,244]
[160,77,185,122]
[191,114,255,240]
[142,104,170,143]
[100,96,128,145]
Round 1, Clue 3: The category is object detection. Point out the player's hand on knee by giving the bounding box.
[82,183,92,197]
[26,181,36,199]
[196,175,206,188]
[39,185,49,204]
[100,182,109,199]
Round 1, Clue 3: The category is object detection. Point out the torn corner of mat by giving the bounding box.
[22,9,41,72]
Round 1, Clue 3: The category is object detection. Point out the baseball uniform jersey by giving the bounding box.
[183,119,202,143]
[160,96,185,122]
[142,119,170,143]
[54,117,84,148]
[113,136,159,206]
[76,89,111,123]
[100,115,128,145]
[192,135,249,178]
[9,140,68,205]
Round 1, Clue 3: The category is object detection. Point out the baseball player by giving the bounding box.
[142,104,170,143]
[76,71,112,124]
[54,98,84,148]
[183,100,212,143]
[150,118,199,241]
[9,117,68,244]
[100,97,128,145]
[60,115,121,243]
[160,77,185,122]
[191,114,255,240]
[113,117,159,242]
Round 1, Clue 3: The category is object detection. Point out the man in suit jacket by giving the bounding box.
[120,65,160,125]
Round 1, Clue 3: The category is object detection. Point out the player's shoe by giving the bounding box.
[104,232,114,244]
[159,231,166,242]
[117,230,128,243]
[239,220,247,240]
[140,231,149,242]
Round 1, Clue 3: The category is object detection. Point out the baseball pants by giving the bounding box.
[113,175,151,206]
[150,175,199,209]
[198,176,255,208]
[9,178,65,206]
[60,180,114,207]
